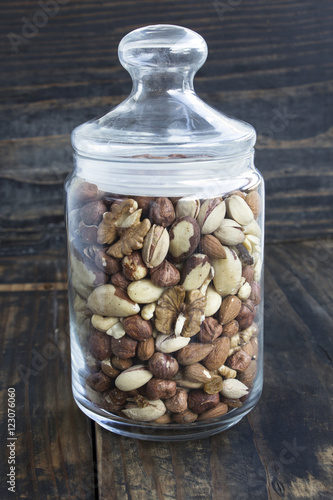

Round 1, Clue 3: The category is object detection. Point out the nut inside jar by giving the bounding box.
[68,184,263,424]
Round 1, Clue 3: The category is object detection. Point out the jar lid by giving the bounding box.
[72,25,256,160]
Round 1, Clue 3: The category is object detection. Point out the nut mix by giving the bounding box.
[68,182,262,424]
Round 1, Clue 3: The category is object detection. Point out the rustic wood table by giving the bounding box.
[1,1,333,499]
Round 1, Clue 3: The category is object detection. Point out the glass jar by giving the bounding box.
[65,25,264,441]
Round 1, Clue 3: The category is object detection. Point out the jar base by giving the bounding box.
[73,384,262,441]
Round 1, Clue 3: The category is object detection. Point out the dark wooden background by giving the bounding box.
[1,1,332,499]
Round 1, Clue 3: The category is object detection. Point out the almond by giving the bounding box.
[202,336,230,370]
[137,337,155,361]
[176,343,214,365]
[245,191,262,219]
[201,235,226,259]
[219,295,242,324]
[184,363,212,383]
[197,402,228,420]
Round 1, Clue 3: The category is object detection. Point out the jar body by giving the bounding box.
[65,153,264,440]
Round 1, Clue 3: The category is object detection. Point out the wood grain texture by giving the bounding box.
[1,0,333,499]
[0,268,95,499]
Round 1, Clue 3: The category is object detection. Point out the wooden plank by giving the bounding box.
[0,288,95,499]
[95,239,333,500]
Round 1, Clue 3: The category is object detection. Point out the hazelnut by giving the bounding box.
[150,260,180,287]
[89,329,112,361]
[77,221,98,245]
[101,358,121,378]
[146,379,177,400]
[73,181,99,206]
[86,371,113,392]
[94,250,121,275]
[148,352,179,379]
[111,335,137,359]
[242,265,254,284]
[249,282,261,305]
[236,301,255,330]
[188,390,220,414]
[227,349,252,372]
[122,251,148,281]
[149,197,175,227]
[222,320,239,337]
[238,360,257,387]
[80,200,107,226]
[165,389,188,413]
[111,356,133,370]
[122,315,153,341]
[197,317,222,343]
[137,337,155,361]
[111,272,131,290]
[132,196,154,215]
[103,387,127,411]
[172,409,198,423]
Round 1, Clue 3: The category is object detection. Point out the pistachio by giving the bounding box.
[175,198,200,219]
[87,284,140,317]
[226,195,254,225]
[197,198,226,234]
[142,225,170,268]
[122,399,166,421]
[155,333,190,353]
[127,279,165,304]
[204,285,222,317]
[91,314,119,332]
[180,254,211,291]
[212,247,242,296]
[243,219,261,238]
[115,364,153,391]
[169,216,201,263]
[221,379,249,399]
[214,219,245,246]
